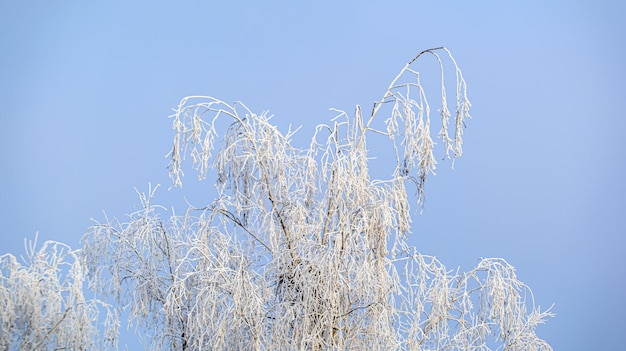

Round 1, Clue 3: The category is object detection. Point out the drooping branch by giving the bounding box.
[1,238,118,350]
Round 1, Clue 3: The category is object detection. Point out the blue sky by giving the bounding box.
[1,1,624,349]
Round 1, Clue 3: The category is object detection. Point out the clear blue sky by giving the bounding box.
[1,1,624,349]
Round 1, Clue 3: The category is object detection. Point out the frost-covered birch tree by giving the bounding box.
[0,237,117,350]
[82,47,553,350]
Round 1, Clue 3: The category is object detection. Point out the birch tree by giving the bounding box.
[82,47,553,350]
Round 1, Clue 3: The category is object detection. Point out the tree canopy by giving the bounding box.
[2,47,553,350]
